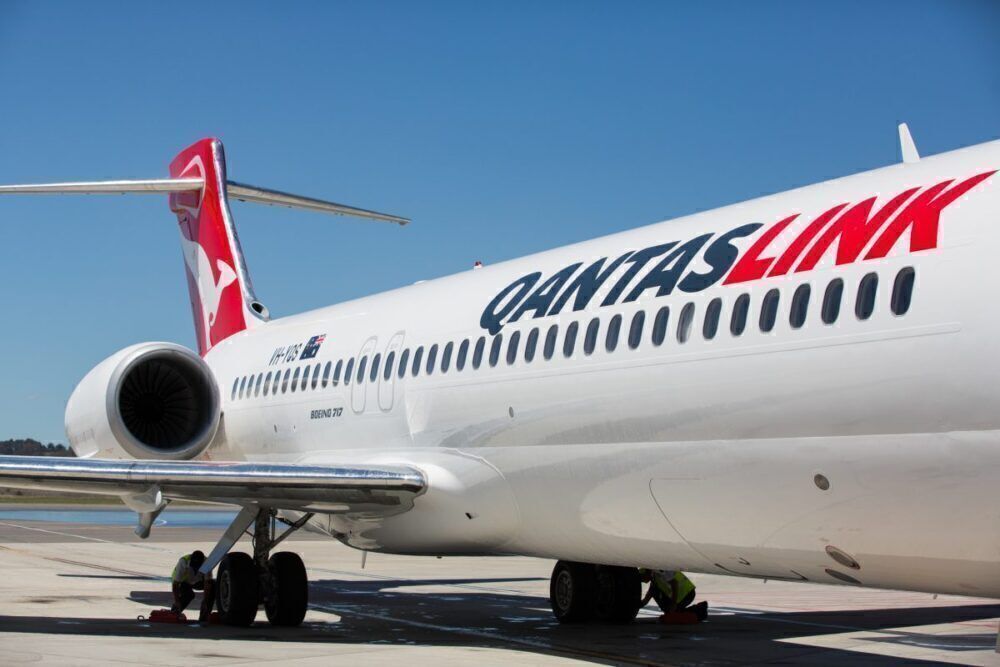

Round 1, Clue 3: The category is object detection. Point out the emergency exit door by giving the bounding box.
[378,331,405,412]
[351,336,377,414]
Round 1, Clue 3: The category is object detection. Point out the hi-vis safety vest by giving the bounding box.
[654,570,695,602]
[172,555,199,584]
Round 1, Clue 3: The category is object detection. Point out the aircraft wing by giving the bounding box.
[0,456,425,516]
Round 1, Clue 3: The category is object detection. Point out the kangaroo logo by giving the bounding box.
[172,154,242,353]
[180,235,238,344]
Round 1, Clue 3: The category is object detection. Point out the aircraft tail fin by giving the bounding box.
[0,137,409,356]
[169,139,262,355]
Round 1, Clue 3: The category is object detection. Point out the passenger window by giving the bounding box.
[442,342,453,373]
[281,369,291,393]
[489,334,503,367]
[457,340,469,371]
[344,358,354,385]
[322,362,331,388]
[426,345,438,375]
[384,351,395,380]
[544,325,558,360]
[291,367,301,392]
[856,272,878,320]
[760,289,780,333]
[370,353,381,382]
[272,371,281,395]
[333,360,343,386]
[312,364,321,389]
[628,311,645,349]
[891,267,915,316]
[357,357,368,383]
[473,337,485,369]
[652,307,670,346]
[790,284,810,329]
[822,279,843,324]
[398,349,410,379]
[584,317,600,355]
[300,365,310,391]
[255,373,264,397]
[730,294,749,336]
[238,376,248,399]
[606,314,622,352]
[703,299,721,340]
[231,378,239,401]
[263,371,272,397]
[411,347,424,377]
[507,331,520,365]
[563,321,578,357]
[525,328,539,362]
[677,303,695,343]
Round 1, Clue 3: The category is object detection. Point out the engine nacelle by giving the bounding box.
[65,342,221,460]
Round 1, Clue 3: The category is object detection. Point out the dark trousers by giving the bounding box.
[172,582,195,613]
[172,579,213,617]
[653,587,696,612]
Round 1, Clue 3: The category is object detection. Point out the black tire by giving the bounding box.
[549,561,596,623]
[265,551,308,627]
[216,552,259,626]
[593,566,642,624]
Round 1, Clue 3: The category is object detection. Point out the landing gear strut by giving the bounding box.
[207,507,313,627]
[549,560,642,624]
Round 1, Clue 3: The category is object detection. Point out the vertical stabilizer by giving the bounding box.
[168,139,266,356]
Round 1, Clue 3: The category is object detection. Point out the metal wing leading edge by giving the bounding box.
[0,455,425,521]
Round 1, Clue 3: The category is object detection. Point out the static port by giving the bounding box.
[814,473,830,490]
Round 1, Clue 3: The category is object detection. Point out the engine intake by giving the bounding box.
[66,342,221,460]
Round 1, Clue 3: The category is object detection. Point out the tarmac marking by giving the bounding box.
[0,520,160,551]
[6,518,995,663]
[310,592,672,667]
[0,520,675,666]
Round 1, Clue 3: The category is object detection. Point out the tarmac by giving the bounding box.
[1,505,999,666]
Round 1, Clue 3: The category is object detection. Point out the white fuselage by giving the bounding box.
[205,140,1000,597]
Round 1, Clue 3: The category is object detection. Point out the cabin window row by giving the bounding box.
[230,267,915,401]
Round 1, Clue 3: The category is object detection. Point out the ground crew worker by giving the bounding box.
[171,550,214,620]
[640,568,708,621]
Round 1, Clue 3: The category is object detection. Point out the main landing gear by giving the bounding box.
[205,507,314,627]
[549,560,643,624]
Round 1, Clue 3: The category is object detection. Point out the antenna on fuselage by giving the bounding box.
[898,123,920,164]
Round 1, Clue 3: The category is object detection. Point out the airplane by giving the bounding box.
[0,125,997,629]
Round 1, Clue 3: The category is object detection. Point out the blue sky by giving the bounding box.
[0,1,997,443]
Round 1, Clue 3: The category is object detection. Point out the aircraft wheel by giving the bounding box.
[594,566,642,624]
[265,551,308,626]
[217,552,258,626]
[550,560,596,623]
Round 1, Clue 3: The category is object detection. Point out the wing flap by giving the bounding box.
[0,456,425,514]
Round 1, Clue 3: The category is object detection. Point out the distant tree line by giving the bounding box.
[0,439,76,497]
[0,438,74,457]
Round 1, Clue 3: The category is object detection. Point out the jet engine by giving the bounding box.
[65,342,221,460]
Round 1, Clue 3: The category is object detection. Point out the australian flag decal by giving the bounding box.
[299,334,326,360]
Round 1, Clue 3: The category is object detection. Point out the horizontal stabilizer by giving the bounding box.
[0,178,202,194]
[227,181,409,224]
[0,177,409,224]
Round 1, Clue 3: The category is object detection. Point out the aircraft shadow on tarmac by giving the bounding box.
[6,576,999,666]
